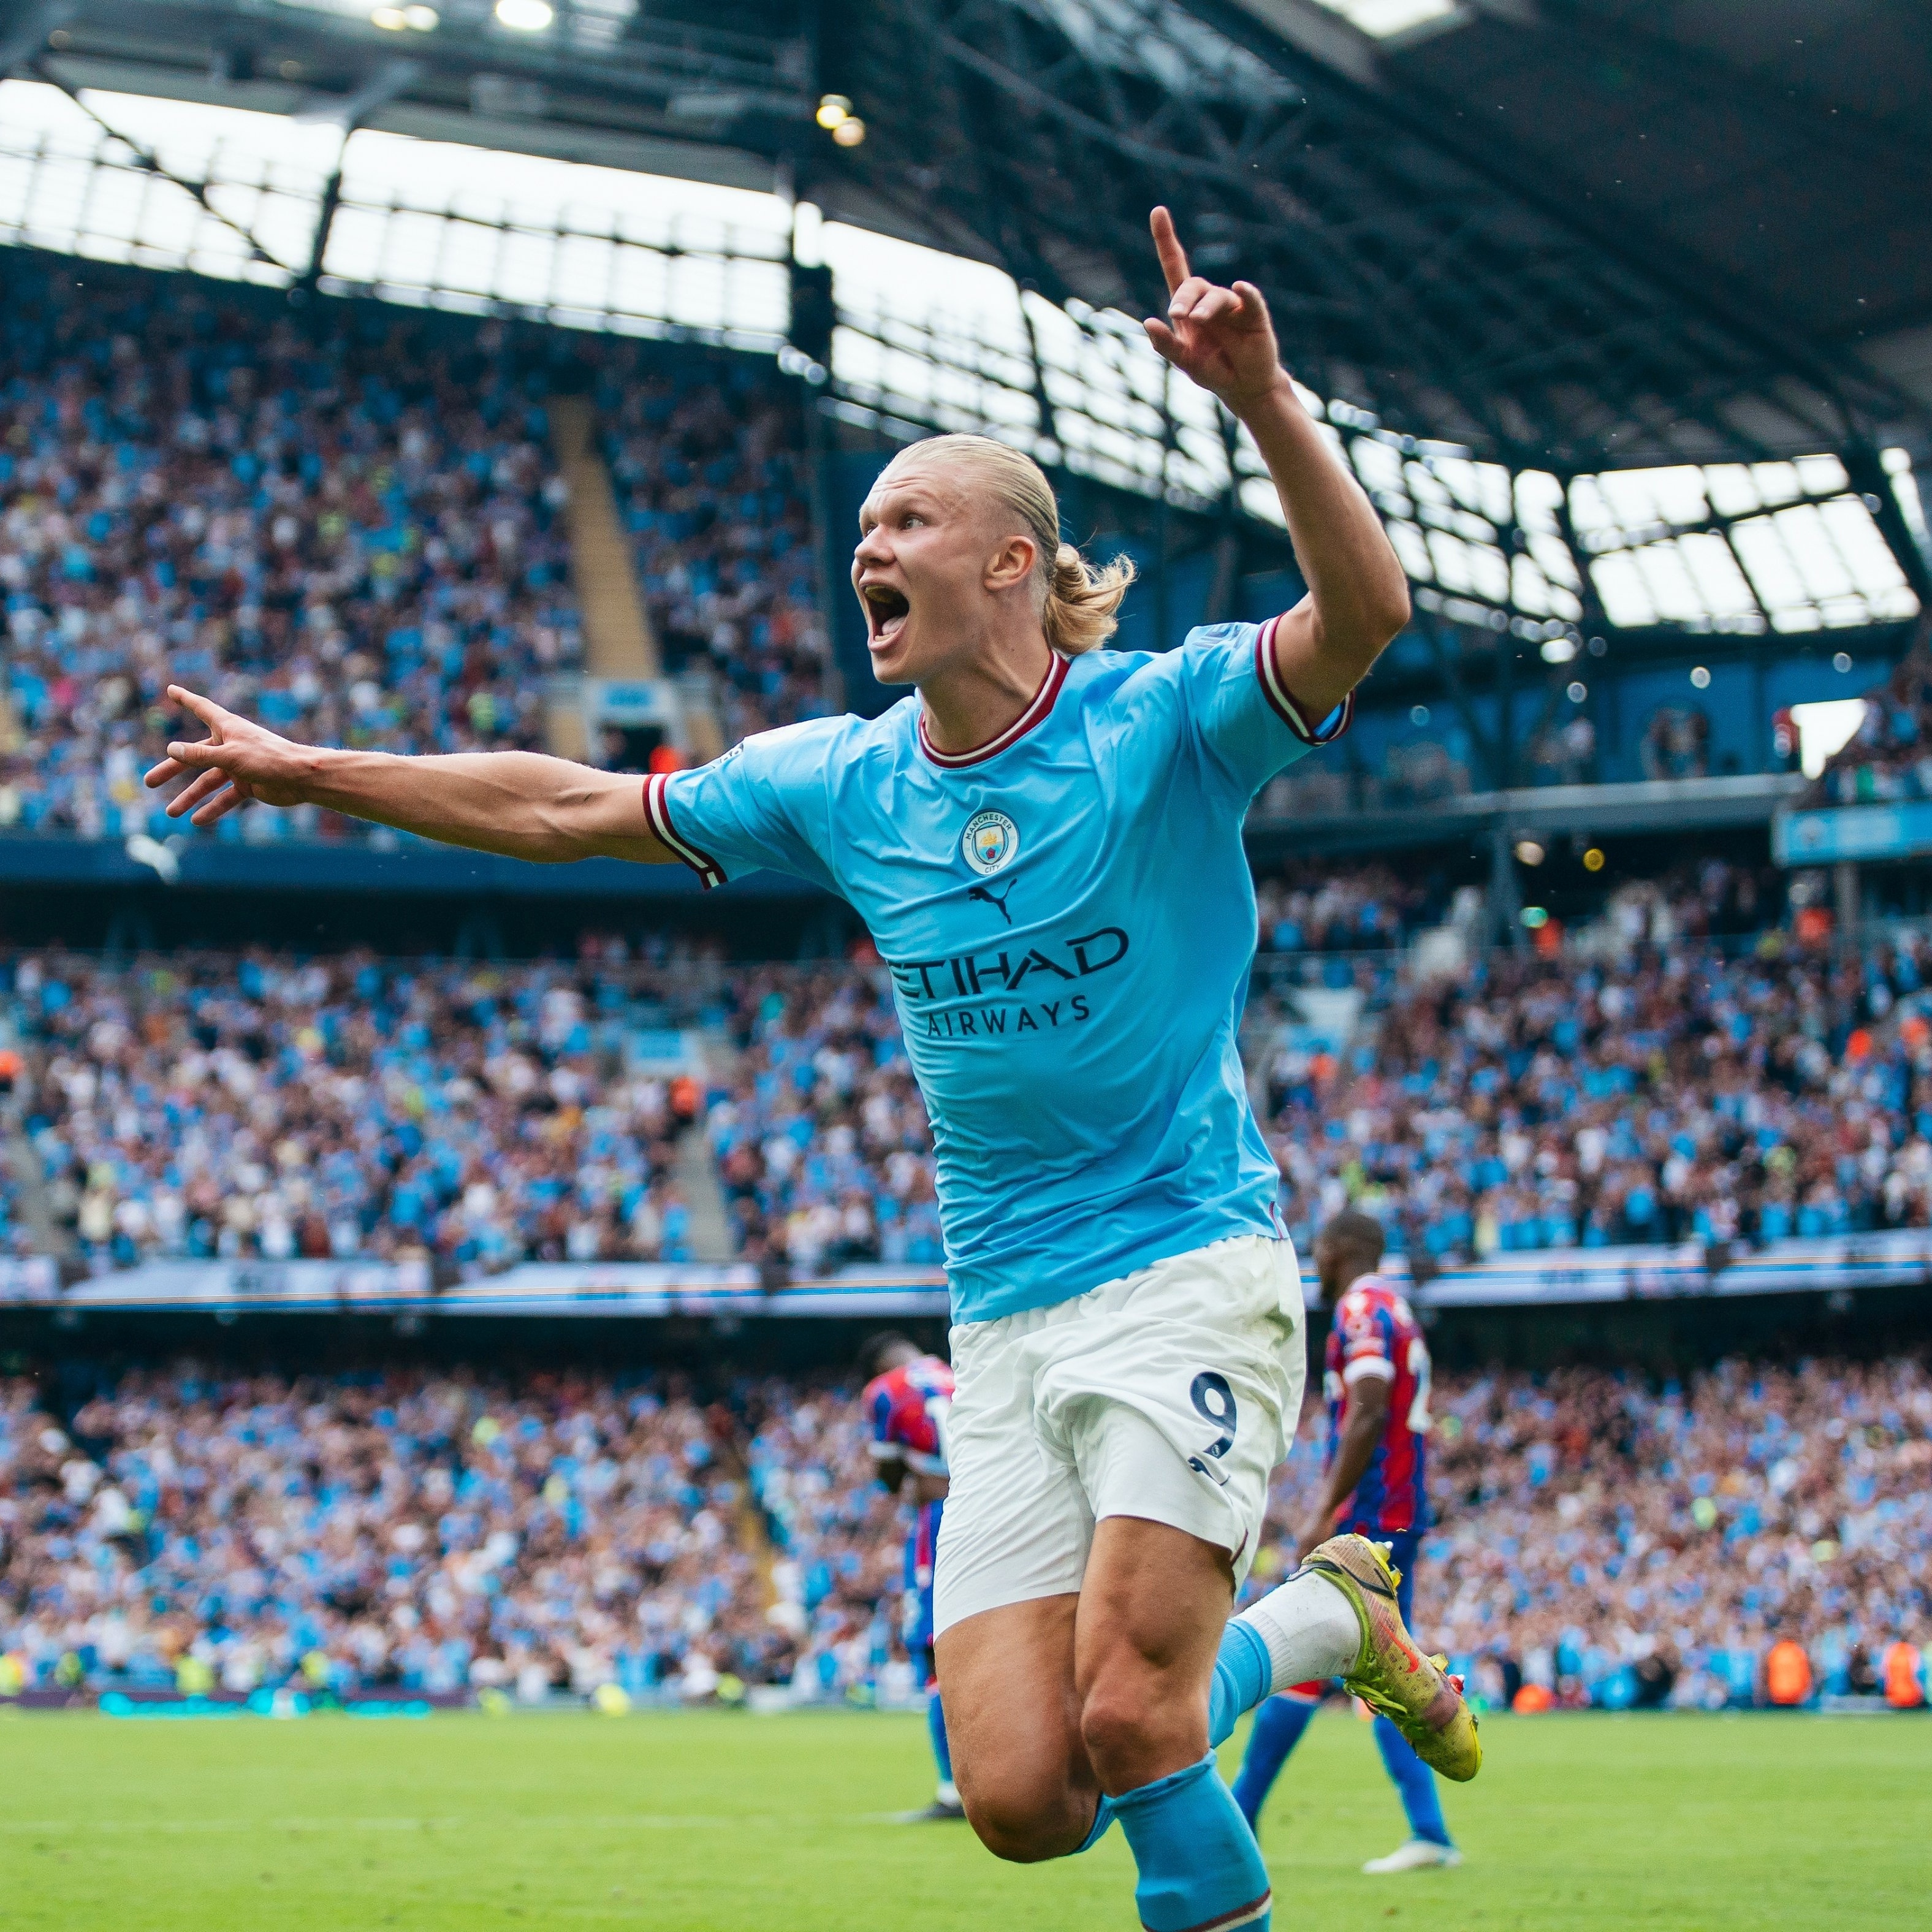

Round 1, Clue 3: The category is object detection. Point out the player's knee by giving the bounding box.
[961,1786,1090,1864]
[1079,1668,1187,1782]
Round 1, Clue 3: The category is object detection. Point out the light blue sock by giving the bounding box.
[1231,1694,1317,1827]
[1076,1793,1116,1852]
[1208,1619,1272,1749]
[1372,1714,1451,1847]
[927,1690,954,1791]
[1112,1754,1272,1932]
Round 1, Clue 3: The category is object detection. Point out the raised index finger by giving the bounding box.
[166,685,228,731]
[1150,206,1190,296]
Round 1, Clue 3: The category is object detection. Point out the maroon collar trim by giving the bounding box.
[917,652,1069,770]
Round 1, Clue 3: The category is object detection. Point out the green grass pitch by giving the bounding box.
[1,1706,1923,1930]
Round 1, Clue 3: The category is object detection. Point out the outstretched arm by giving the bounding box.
[143,686,675,865]
[1143,207,1409,722]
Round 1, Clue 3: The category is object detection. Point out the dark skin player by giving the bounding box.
[1292,1215,1392,1561]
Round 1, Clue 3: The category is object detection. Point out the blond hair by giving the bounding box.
[882,434,1136,654]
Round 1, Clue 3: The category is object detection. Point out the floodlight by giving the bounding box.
[495,0,553,30]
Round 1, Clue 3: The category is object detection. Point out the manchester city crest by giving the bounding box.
[960,808,1020,877]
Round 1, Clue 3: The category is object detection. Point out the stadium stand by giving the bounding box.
[0,257,583,840]
[1252,861,1441,957]
[1253,888,1932,1263]
[2,1357,1925,1710]
[594,349,832,746]
[1258,1358,1932,1714]
[13,950,708,1271]
[0,1368,784,1702]
[0,258,840,846]
[7,853,1924,1278]
[706,965,944,1273]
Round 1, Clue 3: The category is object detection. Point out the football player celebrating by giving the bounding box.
[149,208,1478,1932]
[860,1333,962,1820]
[1231,1211,1462,1873]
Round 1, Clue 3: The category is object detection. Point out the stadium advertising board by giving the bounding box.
[15,1237,1929,1316]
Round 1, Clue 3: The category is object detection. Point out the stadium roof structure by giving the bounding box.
[902,2,1932,468]
[9,0,1928,476]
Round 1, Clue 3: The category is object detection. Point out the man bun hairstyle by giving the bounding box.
[900,434,1136,654]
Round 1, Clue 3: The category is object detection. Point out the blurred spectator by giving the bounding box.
[1254,889,1932,1263]
[1253,862,1440,956]
[4,1353,1926,1711]
[0,1367,786,1699]
[1814,639,1932,804]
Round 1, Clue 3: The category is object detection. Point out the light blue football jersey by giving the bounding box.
[645,620,1350,1325]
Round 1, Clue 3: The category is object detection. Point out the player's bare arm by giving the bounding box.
[1296,1371,1390,1557]
[143,685,675,865]
[1143,206,1409,720]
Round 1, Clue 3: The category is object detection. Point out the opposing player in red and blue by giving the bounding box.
[1231,1211,1462,1874]
[861,1333,962,1821]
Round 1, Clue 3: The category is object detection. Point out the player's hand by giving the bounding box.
[143,686,314,827]
[1142,207,1285,417]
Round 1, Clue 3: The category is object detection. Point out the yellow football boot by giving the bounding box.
[1302,1533,1483,1783]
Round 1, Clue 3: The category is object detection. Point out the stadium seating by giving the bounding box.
[1254,910,1932,1261]
[594,349,832,744]
[13,856,1927,1279]
[15,951,701,1269]
[1255,1357,1932,1712]
[1252,861,1437,956]
[0,260,839,843]
[707,965,945,1272]
[0,256,584,840]
[3,1358,1925,1708]
[0,1369,783,1700]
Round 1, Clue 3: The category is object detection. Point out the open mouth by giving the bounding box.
[861,582,911,648]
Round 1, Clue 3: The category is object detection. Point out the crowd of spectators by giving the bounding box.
[0,257,846,853]
[0,255,584,841]
[3,1354,1925,1710]
[1252,1355,1932,1712]
[705,966,946,1274]
[739,1377,912,1705]
[0,1367,788,1703]
[1251,872,1932,1262]
[1253,862,1440,957]
[12,948,710,1272]
[596,351,832,746]
[0,845,1917,1284]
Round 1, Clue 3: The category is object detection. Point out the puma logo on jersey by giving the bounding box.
[967,881,1016,925]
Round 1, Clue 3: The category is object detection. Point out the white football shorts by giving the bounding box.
[932,1231,1306,1637]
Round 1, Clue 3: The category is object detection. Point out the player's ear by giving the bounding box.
[983,531,1035,595]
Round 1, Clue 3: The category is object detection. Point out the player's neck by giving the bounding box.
[917,628,1057,756]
